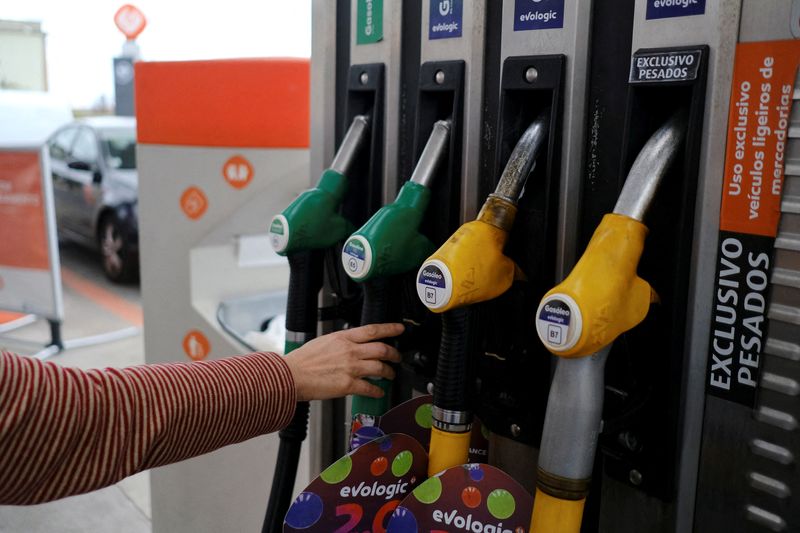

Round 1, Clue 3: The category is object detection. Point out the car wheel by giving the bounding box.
[99,213,137,283]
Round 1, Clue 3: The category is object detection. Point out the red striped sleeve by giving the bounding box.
[0,350,296,505]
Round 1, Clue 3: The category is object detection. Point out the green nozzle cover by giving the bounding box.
[341,181,435,281]
[269,169,354,255]
[351,378,392,418]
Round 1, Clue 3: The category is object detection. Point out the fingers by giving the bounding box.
[355,359,396,380]
[355,342,402,363]
[341,323,404,344]
[350,379,386,399]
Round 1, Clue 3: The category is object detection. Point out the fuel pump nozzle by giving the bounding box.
[530,112,687,533]
[415,112,550,476]
[262,114,370,533]
[341,119,451,420]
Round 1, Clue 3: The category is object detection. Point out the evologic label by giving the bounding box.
[429,0,462,40]
[629,48,703,83]
[416,260,453,310]
[342,236,373,280]
[269,214,289,253]
[645,0,705,20]
[514,0,564,31]
[535,294,582,352]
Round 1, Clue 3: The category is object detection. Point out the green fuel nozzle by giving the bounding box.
[342,119,451,421]
[341,119,451,281]
[268,114,370,256]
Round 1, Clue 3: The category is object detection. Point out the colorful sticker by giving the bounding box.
[357,0,383,44]
[222,155,254,189]
[387,464,533,533]
[283,434,427,532]
[182,330,210,361]
[342,235,373,280]
[179,186,208,220]
[416,260,453,310]
[513,0,564,31]
[429,0,463,40]
[706,39,800,407]
[350,395,490,464]
[645,0,705,20]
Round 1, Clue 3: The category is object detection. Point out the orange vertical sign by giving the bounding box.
[719,39,800,237]
[0,151,49,270]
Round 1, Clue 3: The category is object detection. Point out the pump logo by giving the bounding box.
[429,0,462,40]
[646,0,705,20]
[269,214,290,253]
[514,0,564,31]
[222,155,253,190]
[340,480,409,501]
[432,509,515,533]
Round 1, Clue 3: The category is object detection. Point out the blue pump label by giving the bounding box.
[646,0,705,20]
[429,0,462,40]
[416,261,452,310]
[536,296,581,351]
[514,0,564,31]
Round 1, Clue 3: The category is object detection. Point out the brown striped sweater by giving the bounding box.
[0,350,296,505]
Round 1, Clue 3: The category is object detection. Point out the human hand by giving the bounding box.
[283,323,404,401]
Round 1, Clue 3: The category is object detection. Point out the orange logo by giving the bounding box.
[114,4,147,40]
[222,155,254,190]
[183,330,210,361]
[180,186,208,220]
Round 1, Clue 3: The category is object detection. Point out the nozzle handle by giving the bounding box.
[613,111,686,222]
[330,114,370,176]
[431,308,472,432]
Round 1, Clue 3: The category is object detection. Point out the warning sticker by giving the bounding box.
[629,49,703,83]
[706,39,800,407]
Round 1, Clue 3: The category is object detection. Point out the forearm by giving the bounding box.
[0,350,296,505]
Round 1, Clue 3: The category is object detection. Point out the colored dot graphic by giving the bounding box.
[461,486,482,508]
[284,492,323,529]
[371,456,388,476]
[467,464,485,482]
[320,455,352,484]
[412,476,443,504]
[487,488,516,519]
[391,450,413,477]
[415,403,433,428]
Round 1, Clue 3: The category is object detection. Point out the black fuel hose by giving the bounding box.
[262,250,323,533]
[433,308,471,415]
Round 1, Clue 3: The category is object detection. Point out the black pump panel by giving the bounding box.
[593,45,709,501]
[474,54,564,446]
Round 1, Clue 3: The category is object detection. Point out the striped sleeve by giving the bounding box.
[0,350,296,505]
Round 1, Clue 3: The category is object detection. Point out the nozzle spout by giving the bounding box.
[330,114,371,175]
[613,111,687,222]
[493,111,549,204]
[410,119,452,188]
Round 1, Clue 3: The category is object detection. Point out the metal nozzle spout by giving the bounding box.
[492,111,550,204]
[330,114,370,175]
[613,111,688,222]
[410,119,452,188]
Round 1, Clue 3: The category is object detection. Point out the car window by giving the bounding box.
[71,129,99,164]
[101,128,136,170]
[48,127,78,161]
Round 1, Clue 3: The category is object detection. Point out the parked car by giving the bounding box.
[47,116,139,282]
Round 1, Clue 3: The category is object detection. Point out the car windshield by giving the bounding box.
[101,128,137,170]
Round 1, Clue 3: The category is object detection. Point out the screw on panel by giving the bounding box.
[360,72,369,85]
[525,67,539,83]
[427,382,434,395]
[510,424,522,437]
[629,469,643,486]
[435,70,446,85]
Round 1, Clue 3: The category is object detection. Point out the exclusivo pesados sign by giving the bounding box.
[706,39,800,407]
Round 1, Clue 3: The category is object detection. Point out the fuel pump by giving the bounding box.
[529,112,686,532]
[416,113,549,476]
[342,119,451,420]
[263,114,370,532]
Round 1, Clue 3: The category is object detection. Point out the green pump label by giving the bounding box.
[269,214,290,253]
[342,236,373,280]
[356,0,383,44]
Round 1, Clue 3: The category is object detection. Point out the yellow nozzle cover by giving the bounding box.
[529,489,585,533]
[416,219,515,313]
[535,213,654,358]
[427,426,471,477]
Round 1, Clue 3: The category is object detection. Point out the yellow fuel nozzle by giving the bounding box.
[534,111,686,358]
[416,114,549,313]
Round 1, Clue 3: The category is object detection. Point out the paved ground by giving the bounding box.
[0,243,151,533]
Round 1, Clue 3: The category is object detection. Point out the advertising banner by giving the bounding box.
[0,147,63,321]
